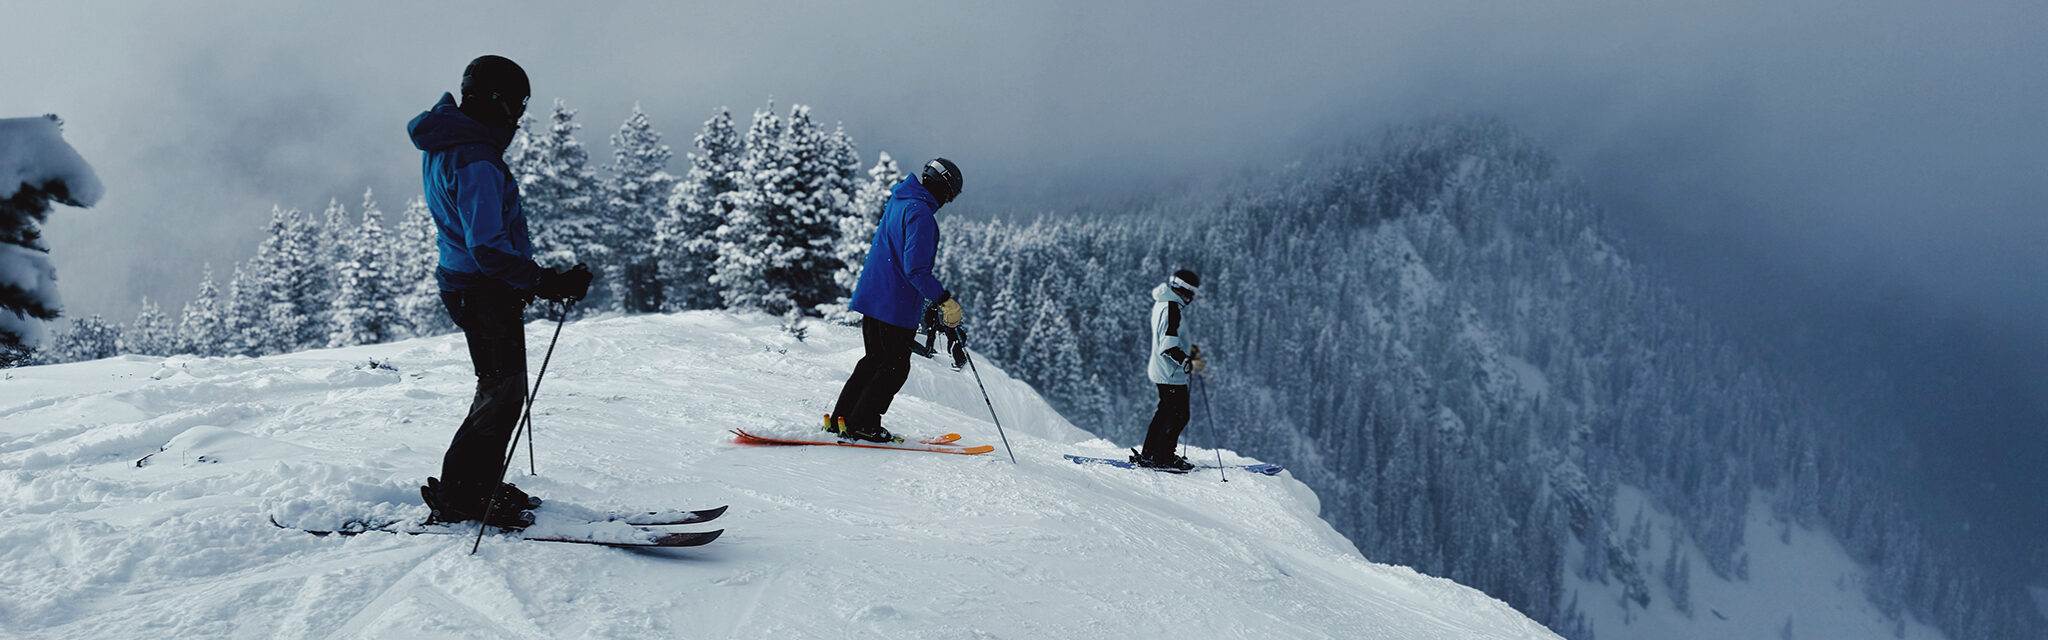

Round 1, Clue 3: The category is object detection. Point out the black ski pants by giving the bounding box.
[832,316,916,431]
[1141,383,1190,461]
[438,285,528,507]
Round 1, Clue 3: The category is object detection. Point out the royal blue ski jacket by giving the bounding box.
[407,93,540,292]
[849,176,947,329]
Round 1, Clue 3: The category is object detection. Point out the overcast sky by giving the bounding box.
[6,0,2045,573]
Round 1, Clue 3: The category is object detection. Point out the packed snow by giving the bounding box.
[0,312,1559,639]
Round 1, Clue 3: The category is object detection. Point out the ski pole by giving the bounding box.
[1195,375,1226,482]
[961,349,1018,464]
[473,299,573,554]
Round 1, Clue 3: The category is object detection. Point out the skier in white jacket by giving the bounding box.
[1134,269,1207,470]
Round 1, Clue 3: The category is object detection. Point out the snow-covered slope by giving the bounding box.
[1567,487,1947,640]
[0,312,1559,639]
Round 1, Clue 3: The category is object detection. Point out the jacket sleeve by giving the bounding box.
[1157,302,1190,365]
[454,161,541,289]
[900,204,947,301]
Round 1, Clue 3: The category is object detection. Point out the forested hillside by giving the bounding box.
[934,118,2045,639]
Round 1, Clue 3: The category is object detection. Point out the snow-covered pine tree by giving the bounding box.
[784,107,848,311]
[392,196,450,338]
[655,107,741,311]
[176,264,227,356]
[125,297,175,356]
[817,124,862,282]
[319,197,352,279]
[514,100,611,310]
[328,191,399,347]
[822,151,902,323]
[220,263,262,356]
[300,199,345,338]
[0,115,103,362]
[45,313,120,363]
[604,105,675,313]
[709,103,789,314]
[710,103,841,316]
[239,206,324,355]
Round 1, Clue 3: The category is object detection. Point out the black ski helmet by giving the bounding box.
[919,157,963,206]
[460,55,530,125]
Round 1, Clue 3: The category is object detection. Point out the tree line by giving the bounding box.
[16,100,903,365]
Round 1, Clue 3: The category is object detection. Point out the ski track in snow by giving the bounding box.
[0,312,1558,639]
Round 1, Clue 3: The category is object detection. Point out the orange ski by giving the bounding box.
[732,429,994,455]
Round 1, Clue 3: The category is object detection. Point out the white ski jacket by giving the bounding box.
[1147,283,1194,385]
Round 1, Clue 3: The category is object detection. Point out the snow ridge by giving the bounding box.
[0,313,1557,639]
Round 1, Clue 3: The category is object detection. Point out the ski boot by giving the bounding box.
[422,477,537,531]
[1129,449,1194,473]
[497,481,542,511]
[840,422,898,444]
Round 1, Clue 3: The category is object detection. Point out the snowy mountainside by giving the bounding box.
[0,312,1559,639]
[1566,487,1947,640]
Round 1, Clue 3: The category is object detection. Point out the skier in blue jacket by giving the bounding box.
[827,158,965,443]
[406,55,591,529]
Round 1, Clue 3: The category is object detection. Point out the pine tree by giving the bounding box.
[240,206,325,354]
[710,103,842,315]
[0,114,102,358]
[125,297,174,356]
[46,314,121,363]
[177,264,227,356]
[328,191,399,347]
[303,199,344,339]
[393,196,451,337]
[219,263,260,356]
[656,107,741,311]
[514,100,612,309]
[604,105,676,313]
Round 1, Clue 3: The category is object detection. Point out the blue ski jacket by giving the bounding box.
[407,93,540,292]
[849,176,947,328]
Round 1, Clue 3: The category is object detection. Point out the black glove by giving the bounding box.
[534,264,593,302]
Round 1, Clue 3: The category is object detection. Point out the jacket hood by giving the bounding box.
[891,174,940,211]
[1152,282,1191,304]
[408,93,516,153]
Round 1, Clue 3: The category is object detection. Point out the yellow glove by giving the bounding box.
[1189,359,1208,375]
[939,297,963,327]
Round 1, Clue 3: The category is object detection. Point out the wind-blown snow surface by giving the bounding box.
[0,312,1559,639]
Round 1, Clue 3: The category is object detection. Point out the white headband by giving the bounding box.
[1170,275,1199,292]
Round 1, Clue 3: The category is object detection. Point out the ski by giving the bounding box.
[269,515,724,548]
[540,503,728,527]
[1063,454,1284,476]
[733,429,995,455]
